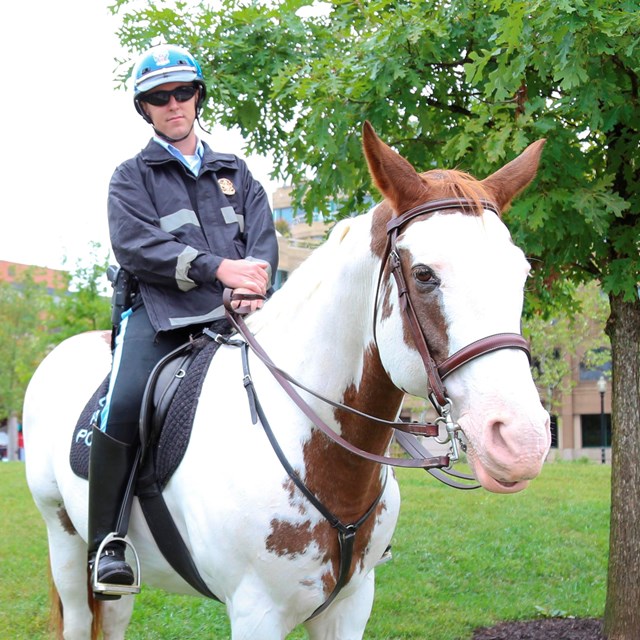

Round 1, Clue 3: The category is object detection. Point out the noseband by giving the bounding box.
[377,197,531,457]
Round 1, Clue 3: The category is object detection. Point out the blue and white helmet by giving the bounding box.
[132,44,207,121]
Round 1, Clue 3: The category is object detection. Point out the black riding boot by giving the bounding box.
[87,426,139,599]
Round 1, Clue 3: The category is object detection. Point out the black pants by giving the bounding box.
[101,304,202,445]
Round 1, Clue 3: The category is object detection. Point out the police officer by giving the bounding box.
[88,44,278,598]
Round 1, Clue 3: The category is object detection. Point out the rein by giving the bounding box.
[223,289,448,470]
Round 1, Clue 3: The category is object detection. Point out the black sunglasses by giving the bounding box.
[141,85,198,106]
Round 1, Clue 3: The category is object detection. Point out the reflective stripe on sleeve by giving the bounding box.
[176,246,199,291]
[160,209,201,233]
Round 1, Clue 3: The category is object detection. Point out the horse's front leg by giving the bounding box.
[303,570,375,640]
[227,575,301,640]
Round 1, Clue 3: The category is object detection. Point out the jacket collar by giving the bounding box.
[141,138,238,172]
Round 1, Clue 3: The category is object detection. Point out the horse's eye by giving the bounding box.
[412,266,438,286]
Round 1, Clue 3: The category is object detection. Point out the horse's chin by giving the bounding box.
[466,452,531,494]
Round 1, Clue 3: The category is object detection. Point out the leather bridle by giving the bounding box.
[223,196,532,473]
[376,197,531,460]
[378,197,531,404]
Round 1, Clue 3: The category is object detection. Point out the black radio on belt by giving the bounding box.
[107,266,137,328]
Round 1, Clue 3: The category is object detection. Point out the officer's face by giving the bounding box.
[140,81,199,141]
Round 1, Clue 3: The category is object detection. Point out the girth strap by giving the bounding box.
[136,454,221,601]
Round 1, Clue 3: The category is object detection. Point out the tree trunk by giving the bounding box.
[603,294,640,639]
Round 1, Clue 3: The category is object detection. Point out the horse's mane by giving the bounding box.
[420,169,494,215]
[248,215,372,332]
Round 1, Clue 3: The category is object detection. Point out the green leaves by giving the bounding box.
[0,245,111,421]
[466,48,500,85]
[113,0,639,303]
[0,271,58,419]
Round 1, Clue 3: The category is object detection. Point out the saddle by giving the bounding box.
[70,327,234,600]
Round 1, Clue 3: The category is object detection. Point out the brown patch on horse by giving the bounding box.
[369,202,393,260]
[369,203,397,323]
[266,508,347,595]
[323,345,400,517]
[419,168,495,214]
[56,507,78,536]
[281,478,307,516]
[267,519,314,557]
[393,227,450,364]
[47,561,64,639]
[266,345,398,592]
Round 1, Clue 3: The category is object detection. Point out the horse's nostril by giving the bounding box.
[488,420,510,455]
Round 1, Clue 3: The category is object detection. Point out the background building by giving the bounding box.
[0,260,67,294]
[272,185,331,289]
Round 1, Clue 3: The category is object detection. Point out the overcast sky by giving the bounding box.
[2,0,278,272]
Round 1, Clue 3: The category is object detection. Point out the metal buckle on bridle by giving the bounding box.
[432,397,463,463]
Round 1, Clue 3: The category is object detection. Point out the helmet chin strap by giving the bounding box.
[152,121,195,144]
[151,113,210,144]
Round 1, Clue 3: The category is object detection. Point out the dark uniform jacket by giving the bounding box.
[108,139,279,332]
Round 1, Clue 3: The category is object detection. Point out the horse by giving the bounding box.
[23,122,551,640]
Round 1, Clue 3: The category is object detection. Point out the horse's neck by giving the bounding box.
[247,214,403,519]
[252,214,381,394]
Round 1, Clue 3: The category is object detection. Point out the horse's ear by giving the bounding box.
[480,139,546,211]
[362,121,425,213]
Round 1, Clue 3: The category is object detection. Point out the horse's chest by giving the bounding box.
[162,462,399,603]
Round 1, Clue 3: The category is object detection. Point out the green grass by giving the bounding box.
[0,461,609,639]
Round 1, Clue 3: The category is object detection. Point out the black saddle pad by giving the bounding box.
[69,376,110,476]
[69,336,222,489]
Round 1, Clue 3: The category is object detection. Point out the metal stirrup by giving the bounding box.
[92,532,142,597]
